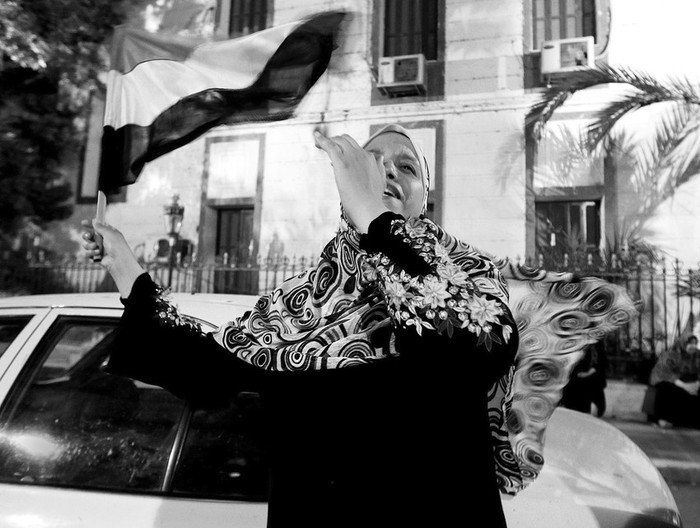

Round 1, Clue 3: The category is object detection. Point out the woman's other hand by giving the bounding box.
[81,219,145,298]
[314,130,389,233]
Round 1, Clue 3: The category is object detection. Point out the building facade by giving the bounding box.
[66,0,700,272]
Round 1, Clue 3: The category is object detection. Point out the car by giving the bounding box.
[0,292,683,528]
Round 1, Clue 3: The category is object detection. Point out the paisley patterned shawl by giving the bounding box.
[208,125,639,495]
[484,258,639,493]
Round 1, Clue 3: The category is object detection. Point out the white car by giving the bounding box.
[0,292,682,528]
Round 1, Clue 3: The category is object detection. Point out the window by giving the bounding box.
[527,117,608,261]
[384,0,438,59]
[532,0,596,47]
[372,0,444,103]
[535,200,601,256]
[0,315,269,499]
[172,392,268,499]
[0,317,31,359]
[216,0,269,38]
[0,317,184,491]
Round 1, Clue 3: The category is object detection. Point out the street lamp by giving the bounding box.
[163,194,184,288]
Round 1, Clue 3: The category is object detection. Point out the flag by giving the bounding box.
[98,10,347,194]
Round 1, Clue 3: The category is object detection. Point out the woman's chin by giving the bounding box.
[382,196,404,215]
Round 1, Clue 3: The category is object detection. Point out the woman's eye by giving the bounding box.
[401,165,416,174]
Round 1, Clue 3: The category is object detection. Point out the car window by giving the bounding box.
[172,391,269,500]
[0,316,186,492]
[0,316,32,359]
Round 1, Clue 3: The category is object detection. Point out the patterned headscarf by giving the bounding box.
[209,124,638,494]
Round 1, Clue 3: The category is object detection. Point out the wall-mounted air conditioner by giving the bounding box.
[377,54,426,96]
[540,36,595,75]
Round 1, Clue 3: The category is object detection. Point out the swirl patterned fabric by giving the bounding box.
[490,258,639,494]
[203,124,638,494]
[205,215,637,495]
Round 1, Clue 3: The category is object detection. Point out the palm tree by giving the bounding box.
[526,63,700,267]
[527,64,700,207]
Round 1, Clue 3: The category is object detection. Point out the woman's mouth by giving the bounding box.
[383,185,402,200]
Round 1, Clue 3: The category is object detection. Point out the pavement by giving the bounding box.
[605,417,700,484]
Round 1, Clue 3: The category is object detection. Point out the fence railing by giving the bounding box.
[0,256,315,297]
[1,255,698,383]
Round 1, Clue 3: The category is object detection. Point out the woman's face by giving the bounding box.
[364,132,425,219]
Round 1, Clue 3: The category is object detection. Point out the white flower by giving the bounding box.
[404,218,428,237]
[437,262,469,286]
[419,276,451,309]
[385,279,409,308]
[467,295,503,327]
[434,243,450,261]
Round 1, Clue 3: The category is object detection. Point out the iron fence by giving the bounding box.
[1,254,698,382]
[0,256,315,297]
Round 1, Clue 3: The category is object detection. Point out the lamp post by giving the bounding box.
[163,194,184,288]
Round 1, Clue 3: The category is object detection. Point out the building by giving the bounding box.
[63,0,699,275]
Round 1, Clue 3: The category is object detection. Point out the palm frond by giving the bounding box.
[630,104,700,209]
[526,63,700,143]
[602,220,663,267]
[526,67,613,141]
[586,94,668,149]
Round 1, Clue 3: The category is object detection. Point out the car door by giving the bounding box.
[0,306,268,528]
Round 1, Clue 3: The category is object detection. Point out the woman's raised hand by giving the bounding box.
[314,130,389,233]
[81,219,145,298]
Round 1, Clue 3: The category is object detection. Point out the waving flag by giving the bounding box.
[98,10,347,193]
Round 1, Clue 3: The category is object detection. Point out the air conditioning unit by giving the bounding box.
[377,54,426,96]
[540,36,595,75]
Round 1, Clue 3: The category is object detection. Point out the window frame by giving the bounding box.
[199,133,265,266]
[371,0,446,103]
[534,196,602,254]
[0,311,269,500]
[215,0,273,39]
[523,0,611,89]
[382,0,439,60]
[0,315,122,427]
[531,0,597,48]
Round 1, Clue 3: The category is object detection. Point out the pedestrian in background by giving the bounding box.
[561,340,608,417]
[649,334,700,428]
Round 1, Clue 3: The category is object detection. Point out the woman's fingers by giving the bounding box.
[336,133,362,150]
[314,131,366,163]
[314,130,338,155]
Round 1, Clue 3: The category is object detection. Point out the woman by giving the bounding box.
[649,334,700,428]
[83,125,520,527]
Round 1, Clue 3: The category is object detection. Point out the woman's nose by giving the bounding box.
[382,158,397,179]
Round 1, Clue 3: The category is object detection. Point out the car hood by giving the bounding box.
[503,407,682,527]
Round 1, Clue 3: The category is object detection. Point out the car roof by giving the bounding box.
[0,292,258,310]
[0,292,259,327]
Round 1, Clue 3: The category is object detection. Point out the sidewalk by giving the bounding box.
[606,418,700,484]
[596,380,700,484]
